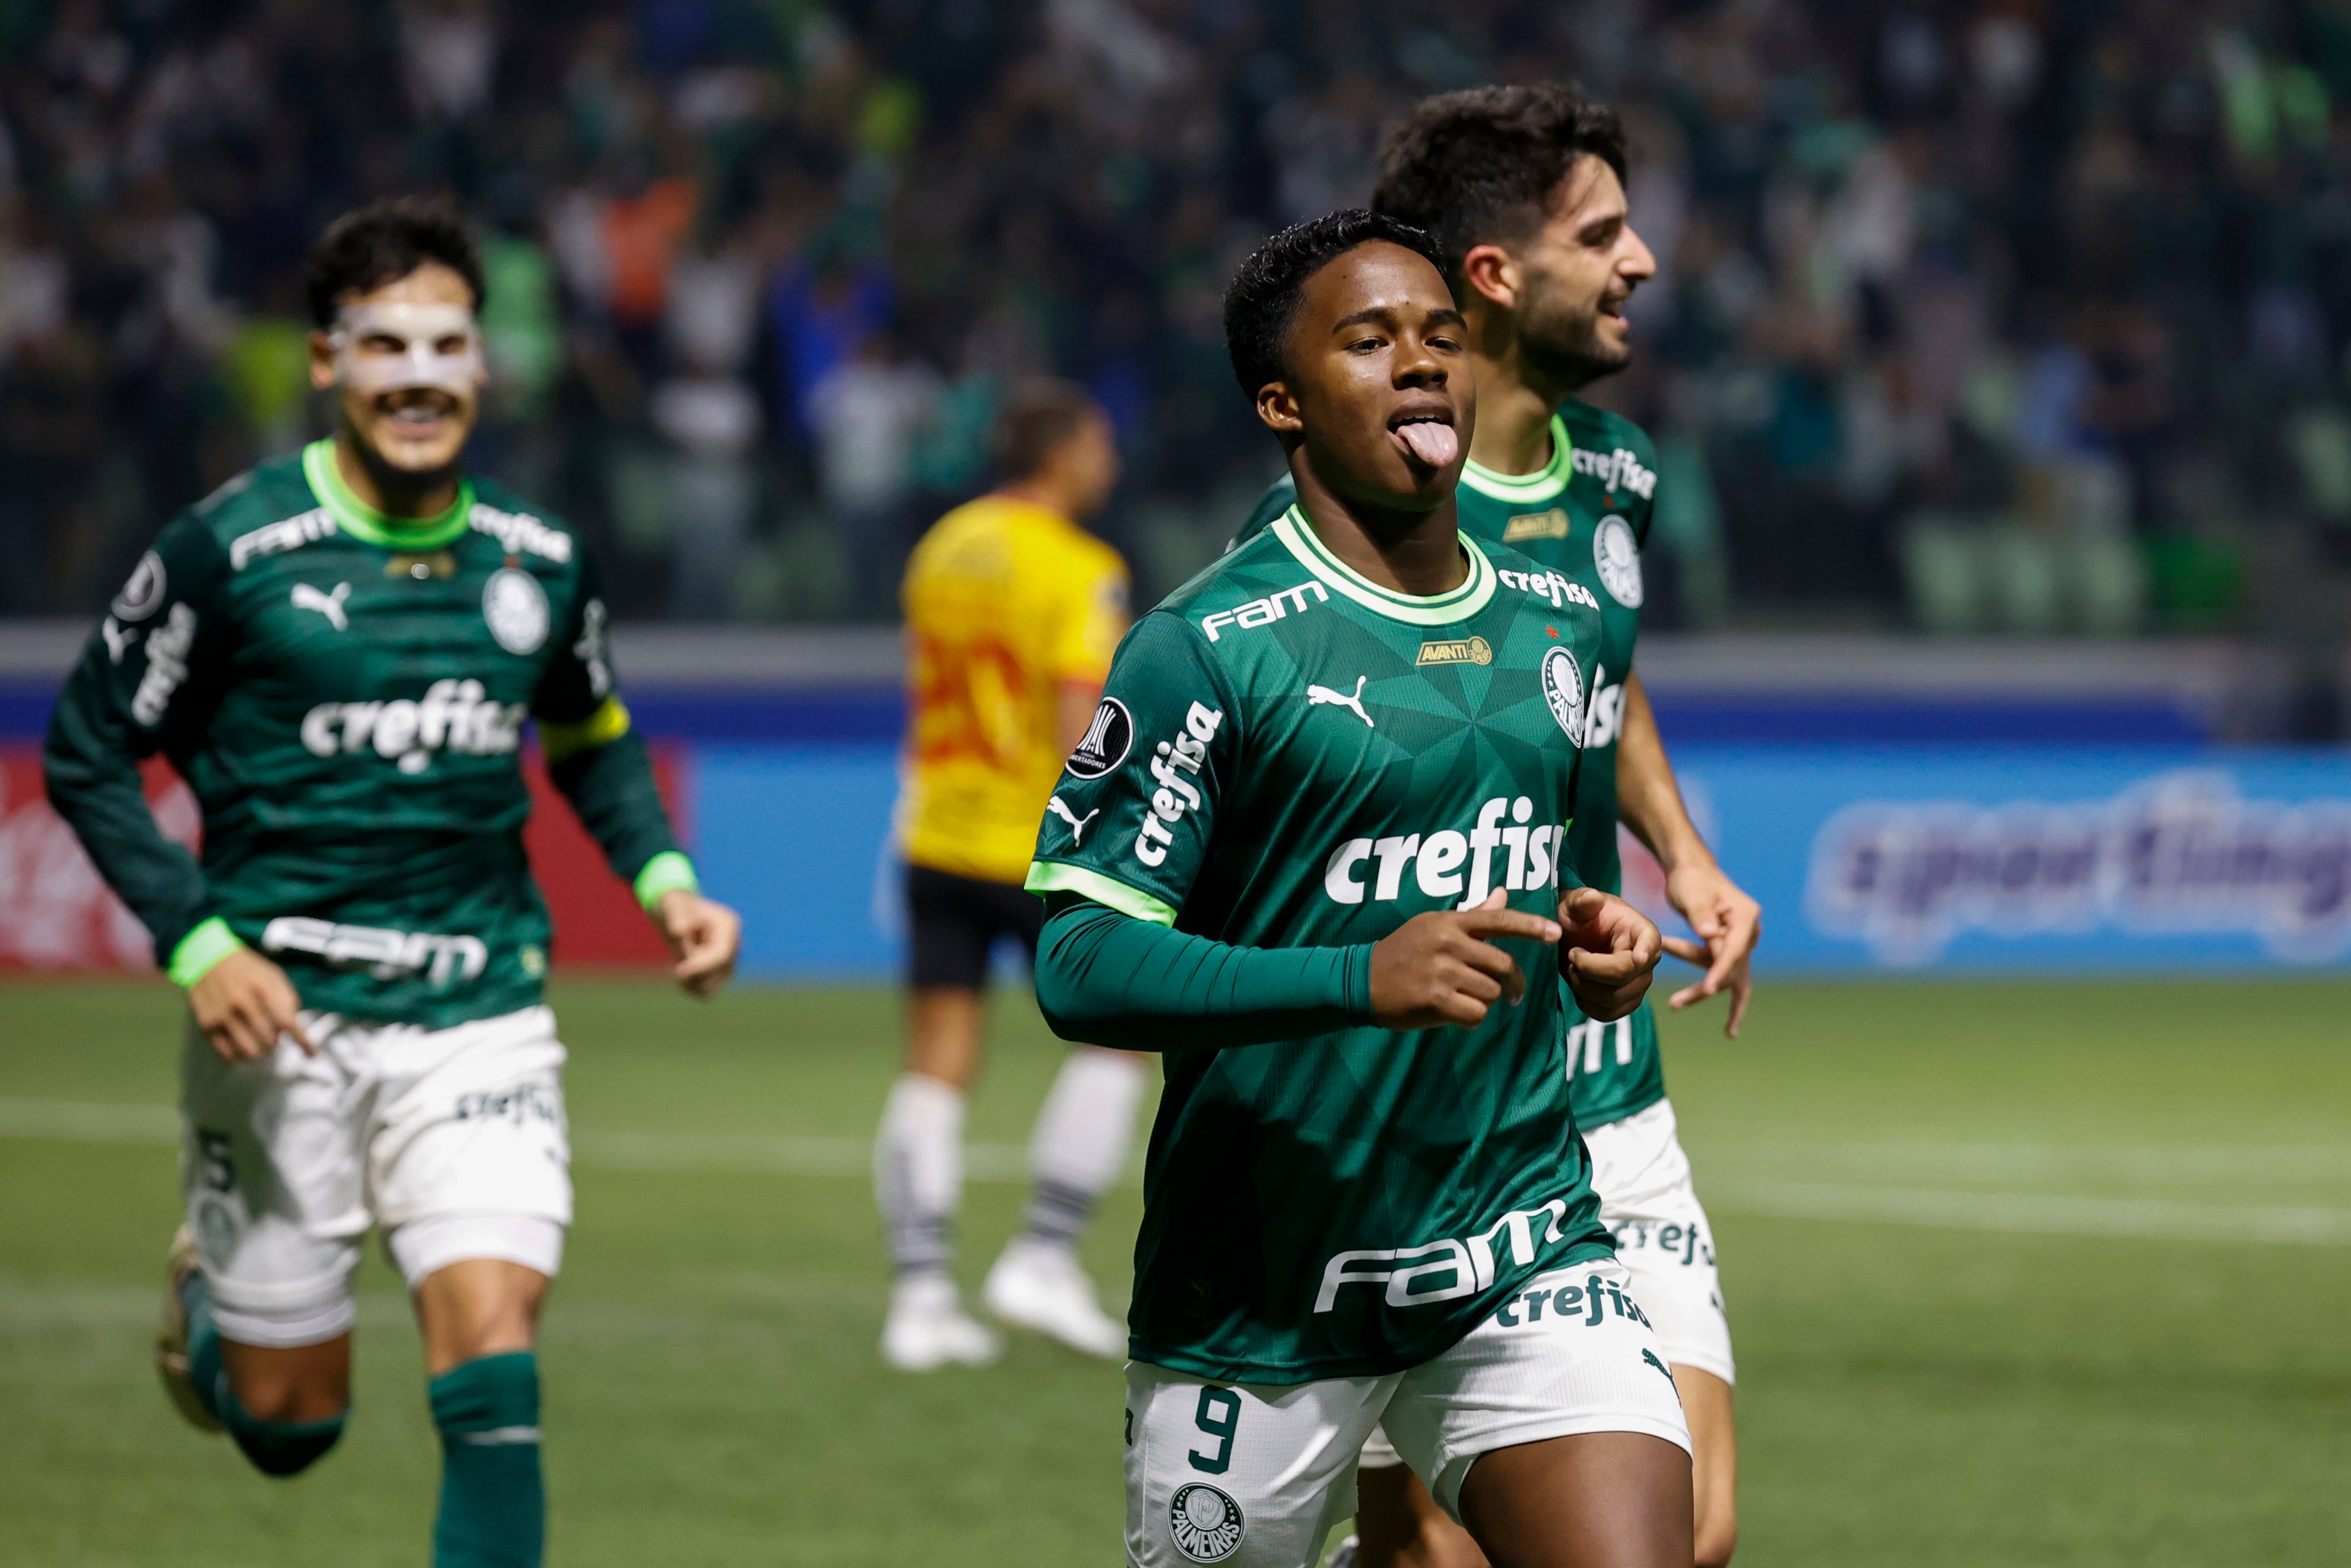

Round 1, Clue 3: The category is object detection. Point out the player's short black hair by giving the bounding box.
[1222,208,1445,399]
[303,194,486,327]
[1372,84,1628,278]
[994,378,1104,482]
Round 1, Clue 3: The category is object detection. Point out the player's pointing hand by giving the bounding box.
[1557,886,1662,1023]
[1370,890,1561,1030]
[655,889,742,998]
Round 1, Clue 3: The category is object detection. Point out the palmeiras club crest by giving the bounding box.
[1168,1483,1245,1562]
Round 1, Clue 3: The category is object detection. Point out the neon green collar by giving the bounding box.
[1459,414,1573,504]
[1272,505,1497,625]
[302,439,474,550]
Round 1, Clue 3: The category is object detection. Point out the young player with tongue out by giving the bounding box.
[1024,207,1690,1567]
[1232,85,1762,1568]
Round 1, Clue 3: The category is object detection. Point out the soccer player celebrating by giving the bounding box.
[880,379,1149,1368]
[43,196,741,1568]
[1030,209,1690,1568]
[1232,88,1761,1568]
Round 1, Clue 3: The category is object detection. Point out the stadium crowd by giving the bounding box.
[3,0,2350,634]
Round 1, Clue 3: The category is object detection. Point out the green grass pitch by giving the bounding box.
[3,974,2349,1566]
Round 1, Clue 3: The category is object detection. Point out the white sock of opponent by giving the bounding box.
[1017,1050,1147,1251]
[876,1073,966,1277]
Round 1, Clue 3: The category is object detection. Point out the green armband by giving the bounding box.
[633,851,699,913]
[167,917,245,988]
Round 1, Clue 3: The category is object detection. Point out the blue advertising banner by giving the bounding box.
[1638,747,2351,975]
[690,742,2351,980]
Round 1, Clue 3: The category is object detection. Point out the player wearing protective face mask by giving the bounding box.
[42,196,740,1568]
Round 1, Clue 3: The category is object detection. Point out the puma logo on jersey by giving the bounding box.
[1046,796,1099,845]
[291,581,351,630]
[1307,675,1373,727]
[1322,795,1565,909]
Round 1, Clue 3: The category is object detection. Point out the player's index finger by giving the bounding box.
[1456,908,1561,943]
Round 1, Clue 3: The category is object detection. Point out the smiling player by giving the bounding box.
[44,196,740,1568]
[1028,209,1689,1568]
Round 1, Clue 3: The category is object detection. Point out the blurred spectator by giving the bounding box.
[810,331,939,616]
[0,0,2346,640]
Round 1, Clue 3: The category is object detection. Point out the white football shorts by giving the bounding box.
[1357,1095,1732,1475]
[180,1004,571,1347]
[1583,1096,1733,1385]
[1124,1259,1690,1567]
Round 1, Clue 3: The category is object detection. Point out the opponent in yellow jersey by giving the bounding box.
[900,493,1127,883]
[875,381,1152,1371]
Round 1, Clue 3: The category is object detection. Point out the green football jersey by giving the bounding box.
[1028,507,1616,1384]
[1232,403,1668,1127]
[45,439,682,1029]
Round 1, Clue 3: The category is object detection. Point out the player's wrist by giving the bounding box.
[633,851,700,914]
[168,917,246,989]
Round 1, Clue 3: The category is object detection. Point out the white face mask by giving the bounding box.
[328,302,486,397]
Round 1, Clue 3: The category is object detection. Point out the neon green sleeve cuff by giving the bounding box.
[168,917,245,988]
[633,851,699,912]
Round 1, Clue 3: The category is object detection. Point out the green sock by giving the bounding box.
[179,1273,227,1425]
[429,1352,545,1568]
[183,1274,347,1476]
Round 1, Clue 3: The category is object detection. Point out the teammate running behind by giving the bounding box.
[43,196,741,1568]
[879,379,1151,1368]
[1232,88,1761,1568]
[1030,209,1689,1568]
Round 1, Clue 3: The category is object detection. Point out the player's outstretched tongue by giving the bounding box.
[1394,418,1458,468]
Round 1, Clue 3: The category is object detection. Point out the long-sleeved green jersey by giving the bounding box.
[44,439,693,1028]
[1232,402,1668,1128]
[1028,509,1616,1383]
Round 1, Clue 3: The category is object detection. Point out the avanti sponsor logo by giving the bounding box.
[1416,635,1493,667]
[1501,508,1570,544]
[1321,795,1564,908]
[1133,703,1221,868]
[299,678,526,775]
[1198,580,1329,642]
[1807,770,2351,963]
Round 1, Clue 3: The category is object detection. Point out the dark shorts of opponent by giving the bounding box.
[904,863,1044,990]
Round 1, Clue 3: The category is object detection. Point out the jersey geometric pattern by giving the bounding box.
[1029,510,1615,1383]
[1231,403,1670,1128]
[46,442,673,1028]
